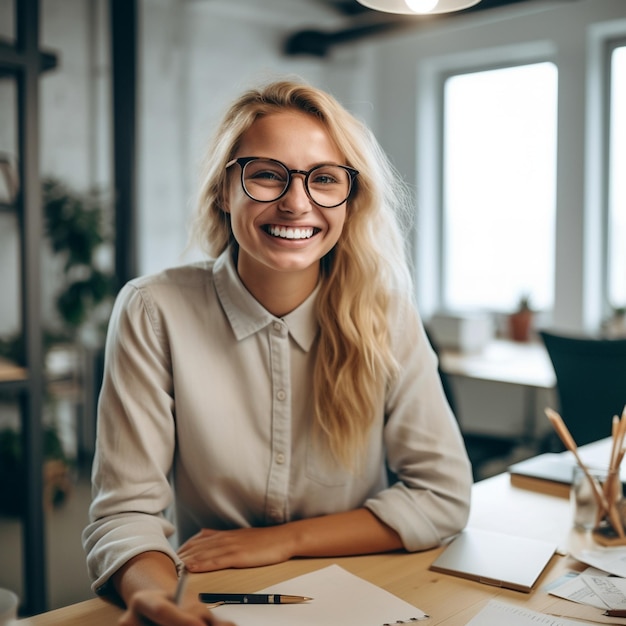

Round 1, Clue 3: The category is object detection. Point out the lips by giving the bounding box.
[264,225,320,240]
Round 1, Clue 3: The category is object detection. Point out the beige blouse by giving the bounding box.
[83,248,472,593]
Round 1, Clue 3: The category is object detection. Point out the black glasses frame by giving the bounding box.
[226,156,359,208]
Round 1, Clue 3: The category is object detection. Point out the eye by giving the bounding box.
[251,169,285,181]
[245,160,288,184]
[310,166,347,186]
[312,173,338,185]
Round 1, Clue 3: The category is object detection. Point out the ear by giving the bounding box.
[220,194,230,214]
[221,171,235,214]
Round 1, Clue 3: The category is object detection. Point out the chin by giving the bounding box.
[265,249,325,273]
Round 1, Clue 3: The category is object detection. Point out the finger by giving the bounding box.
[127,595,200,626]
[183,528,220,545]
[183,552,237,573]
[178,533,219,557]
[178,535,229,561]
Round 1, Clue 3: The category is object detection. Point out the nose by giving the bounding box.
[278,173,311,214]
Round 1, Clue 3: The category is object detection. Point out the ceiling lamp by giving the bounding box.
[355,0,482,15]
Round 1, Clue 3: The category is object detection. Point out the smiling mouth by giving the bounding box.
[264,225,320,240]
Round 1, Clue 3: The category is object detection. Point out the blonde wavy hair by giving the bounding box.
[191,79,414,470]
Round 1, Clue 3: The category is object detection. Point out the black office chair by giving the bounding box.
[539,330,626,449]
[424,327,517,481]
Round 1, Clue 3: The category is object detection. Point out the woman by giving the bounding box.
[83,79,472,626]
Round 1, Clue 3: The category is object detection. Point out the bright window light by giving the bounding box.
[442,62,558,312]
[608,46,626,309]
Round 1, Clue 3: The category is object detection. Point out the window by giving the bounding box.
[441,62,558,313]
[608,44,626,309]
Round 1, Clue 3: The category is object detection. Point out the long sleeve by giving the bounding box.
[82,281,181,594]
[364,295,472,551]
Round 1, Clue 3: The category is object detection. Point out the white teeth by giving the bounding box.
[268,225,314,240]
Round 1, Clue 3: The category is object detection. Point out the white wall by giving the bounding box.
[137,0,357,275]
[0,0,111,337]
[40,0,112,330]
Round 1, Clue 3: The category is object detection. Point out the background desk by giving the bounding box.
[439,339,555,390]
[439,339,557,444]
[17,461,604,626]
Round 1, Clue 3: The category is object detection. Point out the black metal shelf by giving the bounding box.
[0,378,29,393]
[0,38,57,73]
[0,0,52,616]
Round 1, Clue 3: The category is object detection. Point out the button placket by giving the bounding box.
[264,320,291,524]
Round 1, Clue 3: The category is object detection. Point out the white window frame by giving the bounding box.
[413,43,558,321]
[604,37,626,313]
[437,59,558,315]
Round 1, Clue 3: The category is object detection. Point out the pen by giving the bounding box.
[198,593,312,604]
[604,609,626,617]
[173,567,188,605]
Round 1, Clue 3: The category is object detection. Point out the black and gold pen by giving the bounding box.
[198,593,312,605]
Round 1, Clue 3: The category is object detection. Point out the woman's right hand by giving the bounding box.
[118,587,236,626]
[111,552,237,626]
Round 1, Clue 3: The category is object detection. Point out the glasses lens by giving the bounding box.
[307,165,352,207]
[239,159,354,207]
[241,159,289,202]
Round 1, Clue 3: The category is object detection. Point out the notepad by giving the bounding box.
[429,528,557,593]
[508,453,577,498]
[508,452,626,499]
[209,564,428,625]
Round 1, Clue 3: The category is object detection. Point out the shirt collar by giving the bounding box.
[213,248,319,352]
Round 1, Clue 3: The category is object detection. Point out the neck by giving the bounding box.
[237,257,320,317]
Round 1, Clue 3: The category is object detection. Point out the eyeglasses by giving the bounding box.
[226,156,359,208]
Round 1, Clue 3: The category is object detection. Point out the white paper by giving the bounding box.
[571,547,626,578]
[464,599,592,626]
[582,575,626,609]
[548,573,610,609]
[209,564,428,626]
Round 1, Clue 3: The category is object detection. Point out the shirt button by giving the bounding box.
[276,389,286,401]
[273,321,283,332]
[276,453,285,464]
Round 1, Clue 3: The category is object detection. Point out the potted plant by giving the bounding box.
[42,177,117,346]
[508,293,534,342]
[41,177,117,463]
[0,177,116,513]
[602,306,626,338]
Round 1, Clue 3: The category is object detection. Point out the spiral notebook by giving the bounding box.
[209,563,428,625]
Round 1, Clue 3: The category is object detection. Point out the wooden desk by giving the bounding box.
[17,468,610,626]
[439,339,556,441]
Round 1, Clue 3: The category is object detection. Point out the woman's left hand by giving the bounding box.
[177,526,295,572]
